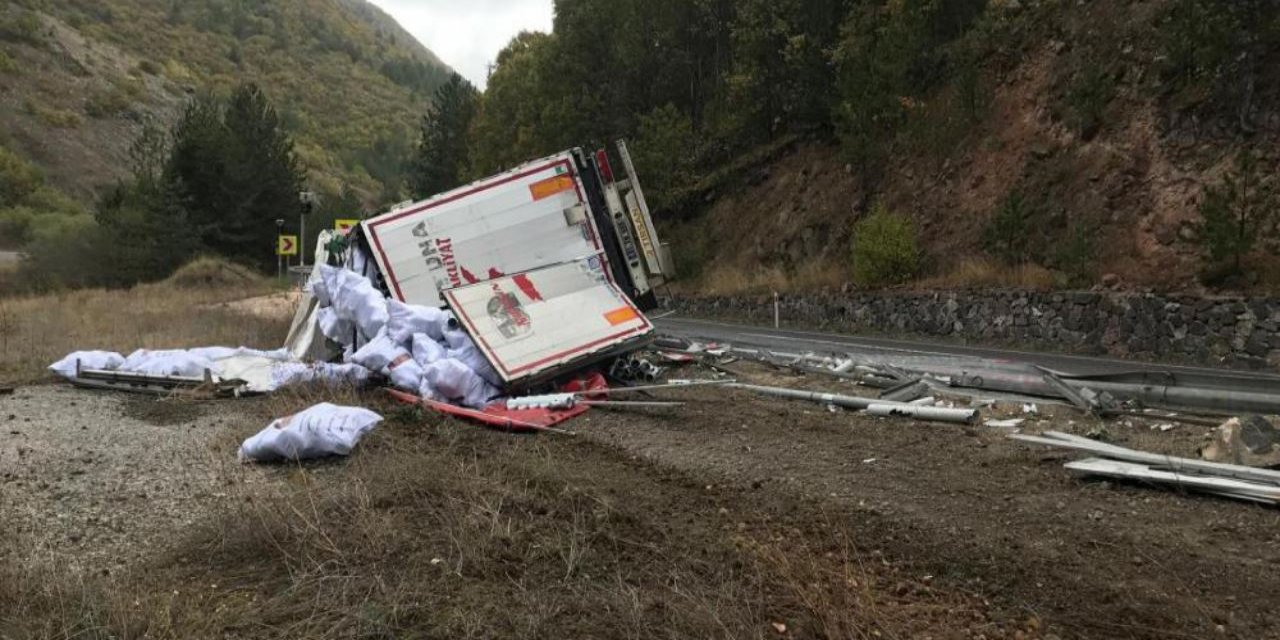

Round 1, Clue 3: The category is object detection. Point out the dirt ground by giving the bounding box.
[3,357,1279,638]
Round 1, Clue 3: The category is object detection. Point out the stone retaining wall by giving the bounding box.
[670,291,1280,371]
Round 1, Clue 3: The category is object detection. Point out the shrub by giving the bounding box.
[136,59,161,76]
[1051,223,1097,288]
[27,101,82,128]
[0,50,16,74]
[984,190,1034,265]
[0,146,42,208]
[1199,150,1274,275]
[0,9,46,45]
[1065,60,1115,140]
[84,88,133,118]
[850,204,920,287]
[164,256,263,289]
[0,206,35,246]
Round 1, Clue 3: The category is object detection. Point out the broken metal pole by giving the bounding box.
[864,403,978,424]
[727,383,884,410]
[1010,431,1280,487]
[727,383,978,424]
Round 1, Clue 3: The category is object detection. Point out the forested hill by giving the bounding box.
[0,0,452,203]
[419,0,1280,294]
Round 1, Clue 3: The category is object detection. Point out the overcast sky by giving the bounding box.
[367,0,554,90]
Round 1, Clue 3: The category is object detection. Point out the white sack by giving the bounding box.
[239,403,383,462]
[387,357,424,393]
[120,349,217,378]
[423,358,500,409]
[48,351,124,380]
[349,333,405,371]
[411,333,447,367]
[448,343,502,387]
[317,308,354,346]
[386,300,452,344]
[191,346,293,362]
[443,329,471,351]
[317,307,355,346]
[307,269,333,307]
[350,333,422,392]
[320,265,388,339]
[269,362,373,390]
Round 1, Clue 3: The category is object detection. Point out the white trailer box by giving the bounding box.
[360,142,671,312]
[353,141,671,388]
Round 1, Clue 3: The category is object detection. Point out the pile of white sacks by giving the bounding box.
[49,265,502,410]
[311,264,502,409]
[46,265,508,463]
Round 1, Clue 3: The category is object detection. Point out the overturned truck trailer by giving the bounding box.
[292,141,674,392]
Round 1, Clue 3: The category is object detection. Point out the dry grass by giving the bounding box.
[915,257,1056,291]
[0,258,289,384]
[163,256,264,289]
[682,257,1056,296]
[691,261,848,296]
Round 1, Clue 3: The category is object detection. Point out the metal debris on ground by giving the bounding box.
[1010,431,1280,505]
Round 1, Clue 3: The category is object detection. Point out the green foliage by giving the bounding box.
[23,0,454,203]
[467,32,564,176]
[1064,56,1115,140]
[850,204,920,287]
[833,0,989,190]
[18,214,111,292]
[631,104,700,214]
[0,8,47,45]
[411,73,479,198]
[164,84,303,270]
[985,191,1035,265]
[1051,223,1097,288]
[1159,0,1280,119]
[721,0,847,142]
[84,87,133,119]
[1199,150,1275,274]
[26,101,81,129]
[0,146,42,208]
[135,59,161,75]
[0,49,16,74]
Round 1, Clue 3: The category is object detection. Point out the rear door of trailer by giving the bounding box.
[361,153,614,307]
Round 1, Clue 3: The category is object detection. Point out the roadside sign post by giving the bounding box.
[275,219,285,279]
[335,219,360,234]
[299,191,318,268]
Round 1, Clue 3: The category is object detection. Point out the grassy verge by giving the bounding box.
[0,258,290,384]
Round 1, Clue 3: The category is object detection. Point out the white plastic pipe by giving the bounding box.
[865,404,978,424]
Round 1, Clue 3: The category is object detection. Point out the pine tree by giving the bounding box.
[412,73,479,198]
[165,84,301,270]
[1200,150,1275,275]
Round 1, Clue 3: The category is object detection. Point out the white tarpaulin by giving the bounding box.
[239,403,383,462]
[443,257,652,385]
[48,351,125,380]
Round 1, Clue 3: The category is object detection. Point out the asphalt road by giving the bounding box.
[655,315,1280,390]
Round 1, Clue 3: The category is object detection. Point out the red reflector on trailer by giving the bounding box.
[595,149,615,184]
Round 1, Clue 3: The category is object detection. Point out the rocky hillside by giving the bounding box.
[669,0,1280,295]
[0,0,452,203]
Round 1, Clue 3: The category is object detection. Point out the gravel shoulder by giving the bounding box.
[0,385,271,574]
